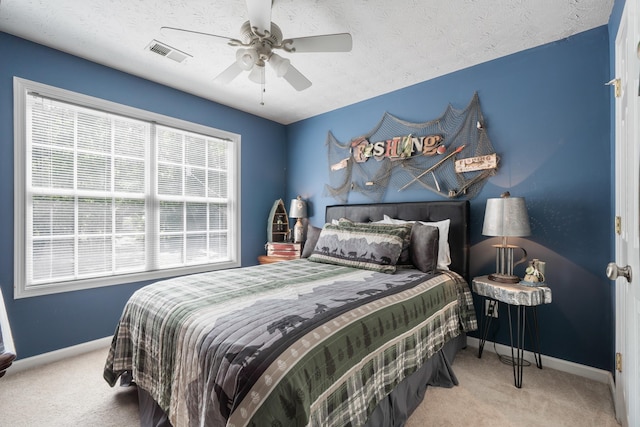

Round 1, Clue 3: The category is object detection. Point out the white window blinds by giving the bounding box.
[16,79,239,297]
[28,95,150,284]
[155,125,231,268]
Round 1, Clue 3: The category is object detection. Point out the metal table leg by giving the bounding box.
[507,304,526,388]
[527,306,543,369]
[478,299,497,358]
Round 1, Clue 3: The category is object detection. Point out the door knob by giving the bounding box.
[606,262,632,283]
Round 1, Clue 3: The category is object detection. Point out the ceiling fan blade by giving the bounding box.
[284,33,353,53]
[160,26,242,46]
[282,64,312,91]
[245,0,272,37]
[214,61,244,85]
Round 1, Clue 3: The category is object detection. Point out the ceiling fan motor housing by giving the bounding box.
[239,20,286,67]
[240,20,282,46]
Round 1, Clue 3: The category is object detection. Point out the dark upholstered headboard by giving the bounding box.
[325,201,470,282]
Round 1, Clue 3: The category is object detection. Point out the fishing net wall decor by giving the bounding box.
[325,92,498,203]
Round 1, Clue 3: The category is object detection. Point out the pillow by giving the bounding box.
[307,221,412,273]
[344,218,413,266]
[382,215,451,270]
[410,222,439,273]
[301,225,322,258]
[335,218,413,268]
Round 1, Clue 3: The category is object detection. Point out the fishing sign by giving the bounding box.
[350,134,444,162]
[325,92,498,202]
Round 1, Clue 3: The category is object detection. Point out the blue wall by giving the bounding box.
[0,32,287,359]
[286,27,613,371]
[1,19,619,373]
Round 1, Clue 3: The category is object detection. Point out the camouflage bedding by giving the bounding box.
[104,259,477,427]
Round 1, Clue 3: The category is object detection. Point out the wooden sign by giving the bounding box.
[351,134,443,163]
[454,153,497,173]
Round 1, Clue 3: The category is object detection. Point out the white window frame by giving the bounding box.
[13,77,241,298]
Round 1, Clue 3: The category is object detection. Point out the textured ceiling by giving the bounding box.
[0,0,613,125]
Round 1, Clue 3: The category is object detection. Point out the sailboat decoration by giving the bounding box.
[267,199,290,242]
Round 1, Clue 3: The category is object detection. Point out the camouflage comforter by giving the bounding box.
[104,259,477,427]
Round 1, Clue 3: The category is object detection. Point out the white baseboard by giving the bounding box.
[6,336,112,377]
[466,337,614,385]
[7,335,615,390]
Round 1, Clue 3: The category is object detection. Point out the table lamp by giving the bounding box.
[289,196,307,243]
[482,192,531,283]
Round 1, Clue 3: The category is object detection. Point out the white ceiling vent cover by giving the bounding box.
[146,40,191,63]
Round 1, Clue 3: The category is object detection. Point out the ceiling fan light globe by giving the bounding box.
[269,53,290,78]
[236,48,257,70]
[248,66,265,84]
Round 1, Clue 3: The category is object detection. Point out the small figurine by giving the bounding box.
[523,259,545,284]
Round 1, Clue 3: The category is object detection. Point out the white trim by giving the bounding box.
[466,337,613,385]
[7,335,615,388]
[13,76,242,298]
[612,373,628,427]
[5,336,113,377]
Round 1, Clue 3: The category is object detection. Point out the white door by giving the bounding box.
[612,1,640,425]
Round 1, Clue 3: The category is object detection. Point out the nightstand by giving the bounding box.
[472,275,552,388]
[258,255,298,264]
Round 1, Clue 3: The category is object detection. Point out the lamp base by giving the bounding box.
[293,218,304,243]
[488,273,521,284]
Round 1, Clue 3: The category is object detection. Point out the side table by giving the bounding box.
[258,255,298,264]
[472,275,552,388]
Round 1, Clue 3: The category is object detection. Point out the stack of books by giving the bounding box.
[265,242,301,259]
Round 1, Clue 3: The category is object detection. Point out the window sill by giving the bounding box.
[15,260,241,299]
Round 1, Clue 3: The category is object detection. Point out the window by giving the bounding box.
[14,78,240,298]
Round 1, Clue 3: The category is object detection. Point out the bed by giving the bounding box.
[104,200,476,427]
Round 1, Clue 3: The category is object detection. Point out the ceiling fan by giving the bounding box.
[160,0,352,91]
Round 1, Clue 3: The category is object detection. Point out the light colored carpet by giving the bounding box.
[0,346,139,427]
[407,347,620,427]
[0,346,619,426]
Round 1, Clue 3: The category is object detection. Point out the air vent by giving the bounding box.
[146,40,191,63]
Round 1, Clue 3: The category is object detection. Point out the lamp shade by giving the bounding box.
[482,194,531,237]
[289,197,307,219]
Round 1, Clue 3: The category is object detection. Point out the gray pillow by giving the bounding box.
[410,222,440,273]
[301,225,322,258]
[380,216,451,270]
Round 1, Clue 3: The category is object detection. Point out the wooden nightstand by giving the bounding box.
[258,255,298,264]
[472,275,552,388]
[260,242,301,264]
